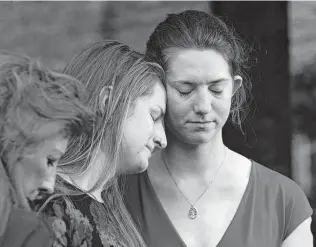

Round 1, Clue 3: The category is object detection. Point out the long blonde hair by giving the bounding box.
[54,40,165,247]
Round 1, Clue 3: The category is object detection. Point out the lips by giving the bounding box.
[188,120,214,124]
[186,121,216,130]
[28,190,39,201]
[189,121,212,124]
[29,189,51,201]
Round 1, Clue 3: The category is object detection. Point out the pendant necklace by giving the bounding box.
[161,147,227,220]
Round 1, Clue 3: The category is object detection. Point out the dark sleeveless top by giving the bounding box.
[123,161,313,247]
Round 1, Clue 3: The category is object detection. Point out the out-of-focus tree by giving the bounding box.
[292,56,316,197]
[292,58,316,139]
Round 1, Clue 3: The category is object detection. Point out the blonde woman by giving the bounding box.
[0,51,94,247]
[39,40,167,247]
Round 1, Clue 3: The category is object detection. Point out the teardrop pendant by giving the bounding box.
[188,205,197,219]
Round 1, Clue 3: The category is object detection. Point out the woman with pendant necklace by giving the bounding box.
[123,10,313,247]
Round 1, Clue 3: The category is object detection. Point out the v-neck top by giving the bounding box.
[123,161,313,247]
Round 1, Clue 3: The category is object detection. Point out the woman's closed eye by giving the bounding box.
[208,81,229,94]
[210,87,224,94]
[209,83,227,94]
[47,157,57,167]
[151,107,165,122]
[178,89,193,97]
[151,114,158,121]
[172,81,195,97]
[176,86,194,97]
[151,113,163,122]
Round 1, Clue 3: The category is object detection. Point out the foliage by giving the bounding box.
[292,56,316,139]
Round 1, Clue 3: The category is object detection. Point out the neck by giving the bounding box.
[58,160,104,203]
[163,131,227,180]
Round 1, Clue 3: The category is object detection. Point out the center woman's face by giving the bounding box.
[13,132,69,204]
[164,48,240,145]
[120,79,167,174]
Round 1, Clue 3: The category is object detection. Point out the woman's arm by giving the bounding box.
[281,217,313,247]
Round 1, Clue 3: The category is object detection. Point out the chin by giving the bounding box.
[135,164,148,173]
[182,130,220,145]
[136,159,149,173]
[186,137,212,145]
[124,160,148,175]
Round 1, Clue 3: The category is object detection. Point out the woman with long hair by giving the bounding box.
[123,10,313,247]
[0,51,94,247]
[39,40,167,247]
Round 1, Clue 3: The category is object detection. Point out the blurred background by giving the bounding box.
[1,0,316,242]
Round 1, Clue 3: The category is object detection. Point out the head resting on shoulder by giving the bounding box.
[54,40,166,247]
[59,40,166,193]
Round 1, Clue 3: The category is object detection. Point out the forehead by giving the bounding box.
[142,79,166,111]
[24,134,69,157]
[166,48,231,83]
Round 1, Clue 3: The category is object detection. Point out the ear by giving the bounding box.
[233,75,243,92]
[98,86,112,113]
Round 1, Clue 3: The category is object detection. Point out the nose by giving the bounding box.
[39,176,55,195]
[153,123,167,149]
[193,88,212,115]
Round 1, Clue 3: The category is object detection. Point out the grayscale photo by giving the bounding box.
[0,1,315,247]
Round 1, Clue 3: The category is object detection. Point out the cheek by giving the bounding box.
[139,118,155,146]
[20,156,48,185]
[167,97,191,124]
[12,162,37,196]
[168,90,190,112]
[213,99,231,120]
[122,116,153,154]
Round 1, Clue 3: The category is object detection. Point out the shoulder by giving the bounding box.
[251,161,313,239]
[0,207,53,247]
[252,161,308,199]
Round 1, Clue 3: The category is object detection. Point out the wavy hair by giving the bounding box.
[48,40,165,247]
[0,50,94,236]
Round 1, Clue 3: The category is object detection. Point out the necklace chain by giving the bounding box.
[161,147,227,219]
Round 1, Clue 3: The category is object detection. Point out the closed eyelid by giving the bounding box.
[152,107,165,120]
[172,81,195,91]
